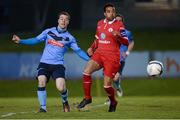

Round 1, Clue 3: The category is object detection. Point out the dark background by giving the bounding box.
[0,0,180,33]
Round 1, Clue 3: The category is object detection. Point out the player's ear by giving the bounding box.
[58,18,59,23]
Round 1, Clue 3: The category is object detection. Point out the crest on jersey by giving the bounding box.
[108,28,113,32]
[100,33,106,39]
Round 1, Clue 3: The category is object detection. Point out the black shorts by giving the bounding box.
[37,62,65,81]
[119,61,125,75]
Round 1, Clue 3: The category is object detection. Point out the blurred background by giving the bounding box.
[1,0,180,31]
[0,0,180,97]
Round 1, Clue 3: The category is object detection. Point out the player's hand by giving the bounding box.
[12,34,21,44]
[122,52,127,58]
[87,48,94,57]
[111,31,120,37]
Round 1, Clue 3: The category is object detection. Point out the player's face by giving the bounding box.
[104,7,115,21]
[116,16,123,21]
[58,14,69,29]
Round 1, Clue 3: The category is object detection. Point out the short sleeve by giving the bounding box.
[127,31,133,42]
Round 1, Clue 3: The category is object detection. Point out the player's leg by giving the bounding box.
[55,78,70,112]
[113,61,125,97]
[103,58,120,112]
[77,59,101,109]
[113,72,123,97]
[113,72,120,89]
[52,65,70,112]
[104,75,117,112]
[37,63,50,112]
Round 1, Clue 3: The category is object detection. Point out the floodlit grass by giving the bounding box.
[1,78,180,97]
[0,97,180,119]
[0,78,180,118]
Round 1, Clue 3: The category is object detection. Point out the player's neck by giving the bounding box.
[57,26,67,33]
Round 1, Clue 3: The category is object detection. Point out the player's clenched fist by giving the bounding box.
[12,34,20,43]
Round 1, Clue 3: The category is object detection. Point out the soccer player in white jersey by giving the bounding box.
[12,11,89,112]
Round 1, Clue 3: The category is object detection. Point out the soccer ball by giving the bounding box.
[147,60,164,76]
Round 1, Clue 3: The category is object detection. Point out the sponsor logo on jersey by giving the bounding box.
[99,33,110,44]
[100,33,106,40]
[99,40,110,44]
[48,39,64,47]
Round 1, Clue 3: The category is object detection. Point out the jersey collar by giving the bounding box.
[104,18,116,24]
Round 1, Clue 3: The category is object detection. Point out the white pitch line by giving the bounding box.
[1,112,16,118]
[1,111,36,118]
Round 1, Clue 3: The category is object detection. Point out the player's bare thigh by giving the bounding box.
[83,59,101,74]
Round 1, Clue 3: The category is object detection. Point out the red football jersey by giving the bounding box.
[94,19,129,55]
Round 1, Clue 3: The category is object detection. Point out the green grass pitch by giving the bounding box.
[0,78,180,119]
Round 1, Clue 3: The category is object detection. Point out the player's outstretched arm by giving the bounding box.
[12,34,42,45]
[74,49,90,61]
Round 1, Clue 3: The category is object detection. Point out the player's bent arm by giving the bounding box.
[129,41,134,51]
[74,49,90,61]
[87,48,94,57]
[126,41,134,55]
[87,39,98,56]
[126,31,134,55]
[19,38,42,45]
[119,29,129,46]
[90,39,98,50]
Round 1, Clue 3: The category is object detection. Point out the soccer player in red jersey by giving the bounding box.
[77,3,129,112]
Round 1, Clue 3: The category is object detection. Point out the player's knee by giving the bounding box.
[103,80,112,87]
[38,75,47,87]
[38,79,46,87]
[83,60,99,74]
[83,64,93,74]
[56,85,64,92]
[103,82,111,87]
[55,78,66,92]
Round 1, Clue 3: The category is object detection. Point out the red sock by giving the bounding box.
[104,86,117,105]
[83,74,92,100]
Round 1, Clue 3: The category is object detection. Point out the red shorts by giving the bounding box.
[91,52,120,79]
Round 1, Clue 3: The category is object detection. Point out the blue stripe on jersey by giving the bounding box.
[120,29,133,61]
